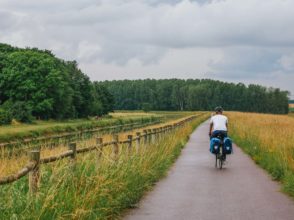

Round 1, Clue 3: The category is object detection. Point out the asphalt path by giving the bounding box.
[124,120,294,220]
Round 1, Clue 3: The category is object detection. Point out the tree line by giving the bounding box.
[99,79,289,114]
[0,43,114,124]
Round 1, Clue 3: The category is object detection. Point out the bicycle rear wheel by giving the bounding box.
[218,156,223,169]
[218,146,223,169]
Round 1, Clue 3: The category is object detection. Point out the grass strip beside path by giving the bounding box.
[0,113,209,220]
[227,112,294,198]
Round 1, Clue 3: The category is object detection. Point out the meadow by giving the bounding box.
[227,112,294,197]
[0,112,164,144]
[0,112,205,177]
[0,112,209,219]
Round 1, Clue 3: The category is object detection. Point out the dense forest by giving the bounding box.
[99,79,289,114]
[0,43,289,125]
[0,43,114,124]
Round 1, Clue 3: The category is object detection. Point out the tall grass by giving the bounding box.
[0,114,209,220]
[0,114,163,143]
[227,112,294,197]
[0,114,204,177]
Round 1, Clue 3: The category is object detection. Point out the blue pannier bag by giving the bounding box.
[210,138,221,154]
[224,137,233,154]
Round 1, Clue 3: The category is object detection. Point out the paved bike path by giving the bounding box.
[124,120,294,220]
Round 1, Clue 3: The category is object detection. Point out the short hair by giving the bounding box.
[215,106,223,113]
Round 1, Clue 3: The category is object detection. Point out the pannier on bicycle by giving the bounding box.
[210,137,221,154]
[223,137,233,154]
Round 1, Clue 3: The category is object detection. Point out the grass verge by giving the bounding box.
[0,113,209,219]
[0,114,162,144]
[227,112,294,198]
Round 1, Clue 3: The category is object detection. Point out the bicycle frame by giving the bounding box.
[215,137,225,169]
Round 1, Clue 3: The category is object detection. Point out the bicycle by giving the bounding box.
[213,134,226,169]
[215,140,225,169]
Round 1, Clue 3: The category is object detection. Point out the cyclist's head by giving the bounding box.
[215,106,223,114]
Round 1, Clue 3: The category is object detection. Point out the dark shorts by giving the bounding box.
[211,130,227,139]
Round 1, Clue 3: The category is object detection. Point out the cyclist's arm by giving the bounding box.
[226,118,228,133]
[209,122,213,137]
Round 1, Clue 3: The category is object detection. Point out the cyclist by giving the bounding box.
[209,106,228,138]
[209,106,228,159]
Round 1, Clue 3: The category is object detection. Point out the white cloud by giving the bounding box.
[279,53,294,71]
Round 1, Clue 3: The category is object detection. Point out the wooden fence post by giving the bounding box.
[147,129,152,144]
[112,134,119,160]
[164,126,167,135]
[127,135,133,155]
[96,137,103,166]
[143,130,148,145]
[173,123,177,131]
[136,132,141,153]
[152,128,157,144]
[29,150,40,195]
[154,128,159,140]
[68,142,77,169]
[158,127,162,139]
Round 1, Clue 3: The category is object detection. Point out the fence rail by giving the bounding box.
[0,118,162,150]
[0,115,197,194]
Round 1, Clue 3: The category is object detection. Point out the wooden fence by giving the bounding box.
[0,118,162,150]
[0,116,196,194]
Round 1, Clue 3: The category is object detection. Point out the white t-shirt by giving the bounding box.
[210,114,228,131]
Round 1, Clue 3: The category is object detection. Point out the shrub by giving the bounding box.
[142,103,152,112]
[0,108,12,125]
[3,101,34,123]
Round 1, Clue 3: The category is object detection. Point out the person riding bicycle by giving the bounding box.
[209,106,228,159]
[209,106,228,138]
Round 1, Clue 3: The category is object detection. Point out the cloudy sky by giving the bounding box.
[1,0,294,97]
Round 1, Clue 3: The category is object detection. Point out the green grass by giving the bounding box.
[231,132,294,196]
[0,114,162,143]
[0,111,198,146]
[227,112,294,198]
[0,113,209,220]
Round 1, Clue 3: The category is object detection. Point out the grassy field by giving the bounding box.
[227,112,294,197]
[0,112,206,177]
[0,111,197,144]
[0,112,164,143]
[0,112,209,220]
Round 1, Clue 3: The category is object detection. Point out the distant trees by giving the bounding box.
[0,42,289,122]
[99,79,289,114]
[0,43,114,122]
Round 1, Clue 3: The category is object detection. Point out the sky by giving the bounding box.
[0,0,294,98]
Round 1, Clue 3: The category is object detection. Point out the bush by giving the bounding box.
[142,103,152,112]
[3,101,34,123]
[0,108,12,125]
